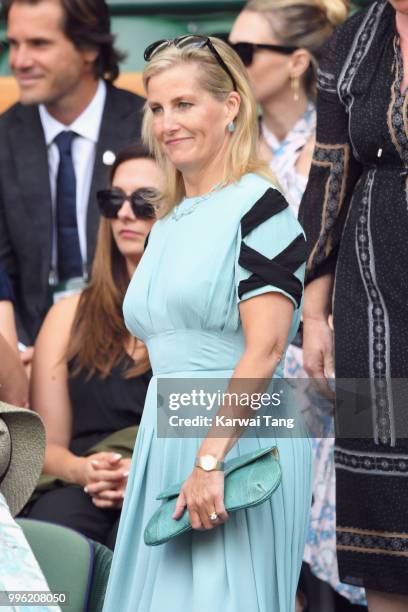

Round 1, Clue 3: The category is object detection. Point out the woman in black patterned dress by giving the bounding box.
[299,1,408,610]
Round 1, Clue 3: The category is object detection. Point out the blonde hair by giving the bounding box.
[142,37,277,215]
[245,0,348,96]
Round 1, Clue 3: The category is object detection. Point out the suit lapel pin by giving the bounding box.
[103,150,116,166]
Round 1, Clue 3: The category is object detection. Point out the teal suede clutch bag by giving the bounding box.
[144,445,281,546]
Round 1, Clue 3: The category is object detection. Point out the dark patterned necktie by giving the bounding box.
[54,130,82,281]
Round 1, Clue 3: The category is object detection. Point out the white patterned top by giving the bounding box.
[0,492,61,612]
[261,100,316,216]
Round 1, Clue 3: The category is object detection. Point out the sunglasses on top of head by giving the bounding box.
[229,42,299,67]
[144,35,237,90]
[96,187,158,220]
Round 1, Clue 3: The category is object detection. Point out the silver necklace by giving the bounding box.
[171,182,224,221]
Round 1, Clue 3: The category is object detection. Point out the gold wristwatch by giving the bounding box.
[195,455,225,472]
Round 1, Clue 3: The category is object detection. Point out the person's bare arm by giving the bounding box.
[31,294,128,489]
[31,296,79,474]
[198,291,293,458]
[0,299,35,377]
[302,273,334,380]
[173,291,294,530]
[30,295,88,482]
[0,332,28,405]
[0,300,18,351]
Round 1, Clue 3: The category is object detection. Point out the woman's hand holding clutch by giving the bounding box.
[172,468,229,530]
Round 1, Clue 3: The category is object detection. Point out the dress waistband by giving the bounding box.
[145,330,244,376]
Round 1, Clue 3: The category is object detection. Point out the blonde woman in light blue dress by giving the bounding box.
[103,36,312,612]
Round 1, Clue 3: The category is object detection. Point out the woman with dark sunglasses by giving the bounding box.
[229,0,346,216]
[24,144,164,549]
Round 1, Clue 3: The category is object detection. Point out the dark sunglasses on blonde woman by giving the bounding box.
[144,35,237,90]
[229,41,298,67]
[97,187,157,219]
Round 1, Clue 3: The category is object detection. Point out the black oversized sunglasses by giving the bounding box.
[97,187,157,219]
[144,35,237,90]
[229,42,298,67]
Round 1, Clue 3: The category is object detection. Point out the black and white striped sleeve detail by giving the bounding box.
[236,188,307,308]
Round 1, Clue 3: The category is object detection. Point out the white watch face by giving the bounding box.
[200,456,216,471]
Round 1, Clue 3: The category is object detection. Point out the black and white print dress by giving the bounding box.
[299,0,408,595]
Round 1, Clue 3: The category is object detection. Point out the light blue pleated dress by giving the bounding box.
[103,173,312,612]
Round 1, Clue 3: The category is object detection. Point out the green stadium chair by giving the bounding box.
[16,518,112,612]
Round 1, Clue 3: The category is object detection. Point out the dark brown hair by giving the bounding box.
[3,0,125,81]
[67,142,154,379]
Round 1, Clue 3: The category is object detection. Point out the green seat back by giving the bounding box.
[87,541,113,612]
[17,518,94,612]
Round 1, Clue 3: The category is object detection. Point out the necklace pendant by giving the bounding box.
[171,200,200,221]
[170,182,224,221]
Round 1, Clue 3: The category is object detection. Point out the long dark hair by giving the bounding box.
[3,0,125,81]
[67,143,154,379]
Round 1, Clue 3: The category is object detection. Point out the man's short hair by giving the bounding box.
[3,0,126,82]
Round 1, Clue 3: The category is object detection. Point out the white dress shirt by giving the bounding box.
[39,79,107,281]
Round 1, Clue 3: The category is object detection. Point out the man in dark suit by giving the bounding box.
[0,0,145,349]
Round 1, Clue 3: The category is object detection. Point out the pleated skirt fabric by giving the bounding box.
[103,374,312,612]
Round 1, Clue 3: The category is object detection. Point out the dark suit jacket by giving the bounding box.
[0,263,14,302]
[0,83,145,344]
